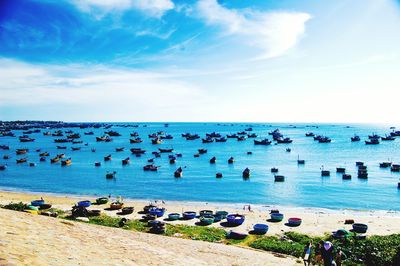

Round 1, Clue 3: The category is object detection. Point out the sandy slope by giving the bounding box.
[0,208,299,266]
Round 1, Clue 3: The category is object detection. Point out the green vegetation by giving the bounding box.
[1,201,29,211]
[165,224,226,242]
[2,203,400,265]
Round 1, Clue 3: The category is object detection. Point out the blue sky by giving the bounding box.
[1,0,400,123]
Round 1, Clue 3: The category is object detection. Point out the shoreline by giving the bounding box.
[1,187,399,217]
[1,189,400,236]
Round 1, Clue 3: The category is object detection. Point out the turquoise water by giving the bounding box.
[1,123,399,210]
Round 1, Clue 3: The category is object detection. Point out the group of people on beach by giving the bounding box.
[303,240,346,266]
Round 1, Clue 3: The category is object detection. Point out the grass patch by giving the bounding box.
[165,224,226,242]
[250,236,305,258]
[2,201,29,211]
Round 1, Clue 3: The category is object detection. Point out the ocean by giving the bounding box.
[1,122,399,211]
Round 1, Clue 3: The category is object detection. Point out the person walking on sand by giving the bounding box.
[303,240,313,266]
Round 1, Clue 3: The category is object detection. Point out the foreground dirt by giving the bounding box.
[0,208,300,266]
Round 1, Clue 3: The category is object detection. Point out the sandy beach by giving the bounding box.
[0,207,299,266]
[1,190,399,237]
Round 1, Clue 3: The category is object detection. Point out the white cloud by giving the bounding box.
[196,0,311,58]
[72,0,175,18]
[0,59,209,119]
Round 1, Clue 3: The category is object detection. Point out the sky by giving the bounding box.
[0,0,400,123]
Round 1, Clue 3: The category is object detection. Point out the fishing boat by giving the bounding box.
[50,157,60,163]
[288,217,302,226]
[199,215,215,225]
[391,164,400,172]
[0,145,10,150]
[198,149,207,154]
[96,197,108,204]
[336,167,346,173]
[110,202,124,210]
[54,138,70,143]
[342,174,352,180]
[206,132,221,138]
[168,213,180,221]
[210,156,216,164]
[104,154,112,161]
[151,138,162,144]
[121,207,134,214]
[253,224,269,235]
[3,155,9,159]
[130,148,146,154]
[365,139,379,145]
[228,157,234,164]
[77,200,91,208]
[122,157,130,165]
[202,138,213,143]
[106,171,116,179]
[351,135,360,142]
[216,172,223,178]
[182,211,196,220]
[19,137,35,142]
[242,168,250,178]
[115,147,124,152]
[71,147,81,151]
[271,167,278,173]
[382,135,395,141]
[226,134,238,138]
[16,148,28,155]
[84,131,94,135]
[247,133,257,138]
[160,134,173,140]
[276,137,293,144]
[254,139,271,145]
[143,164,158,171]
[305,132,315,137]
[130,138,142,143]
[61,158,72,166]
[95,162,101,167]
[274,175,285,182]
[215,137,227,142]
[148,207,165,217]
[174,167,183,178]
[105,131,121,137]
[169,157,176,164]
[380,162,392,168]
[159,148,174,153]
[0,165,7,170]
[236,136,246,141]
[270,212,284,222]
[297,155,305,165]
[321,170,330,176]
[226,214,245,226]
[318,137,331,143]
[67,133,80,139]
[16,158,27,164]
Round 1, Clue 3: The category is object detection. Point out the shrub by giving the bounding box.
[2,201,29,211]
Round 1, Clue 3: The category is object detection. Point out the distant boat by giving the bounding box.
[254,139,271,145]
[381,135,395,141]
[305,132,314,137]
[106,171,116,179]
[365,139,379,145]
[351,135,360,142]
[174,167,183,178]
[242,168,250,178]
[143,164,158,171]
[61,158,72,166]
[130,148,146,154]
[159,148,174,153]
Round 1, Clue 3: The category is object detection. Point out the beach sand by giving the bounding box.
[1,190,399,236]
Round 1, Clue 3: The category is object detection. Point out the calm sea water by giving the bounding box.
[1,123,399,210]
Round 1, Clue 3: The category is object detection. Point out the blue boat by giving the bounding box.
[226,214,245,226]
[253,224,269,234]
[168,213,181,221]
[182,211,196,220]
[149,207,165,217]
[31,199,45,206]
[214,210,228,222]
[352,223,368,233]
[270,212,284,222]
[77,200,91,208]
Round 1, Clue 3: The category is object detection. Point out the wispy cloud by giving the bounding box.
[71,0,175,18]
[196,0,311,58]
